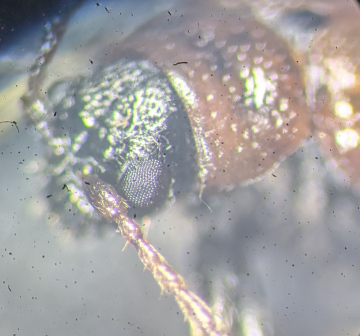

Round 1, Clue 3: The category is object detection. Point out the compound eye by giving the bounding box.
[280,9,328,32]
[118,157,170,209]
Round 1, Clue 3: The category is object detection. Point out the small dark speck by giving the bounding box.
[62,184,70,192]
[272,174,277,177]
[53,112,57,117]
[46,195,52,198]
[168,10,171,15]
[96,2,100,6]
[8,285,11,292]
[84,182,90,185]
[89,59,93,64]
[105,7,110,13]
[173,61,188,66]
[315,157,319,159]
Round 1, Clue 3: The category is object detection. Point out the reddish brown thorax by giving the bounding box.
[105,0,360,192]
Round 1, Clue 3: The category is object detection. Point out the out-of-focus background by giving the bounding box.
[1,1,360,336]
